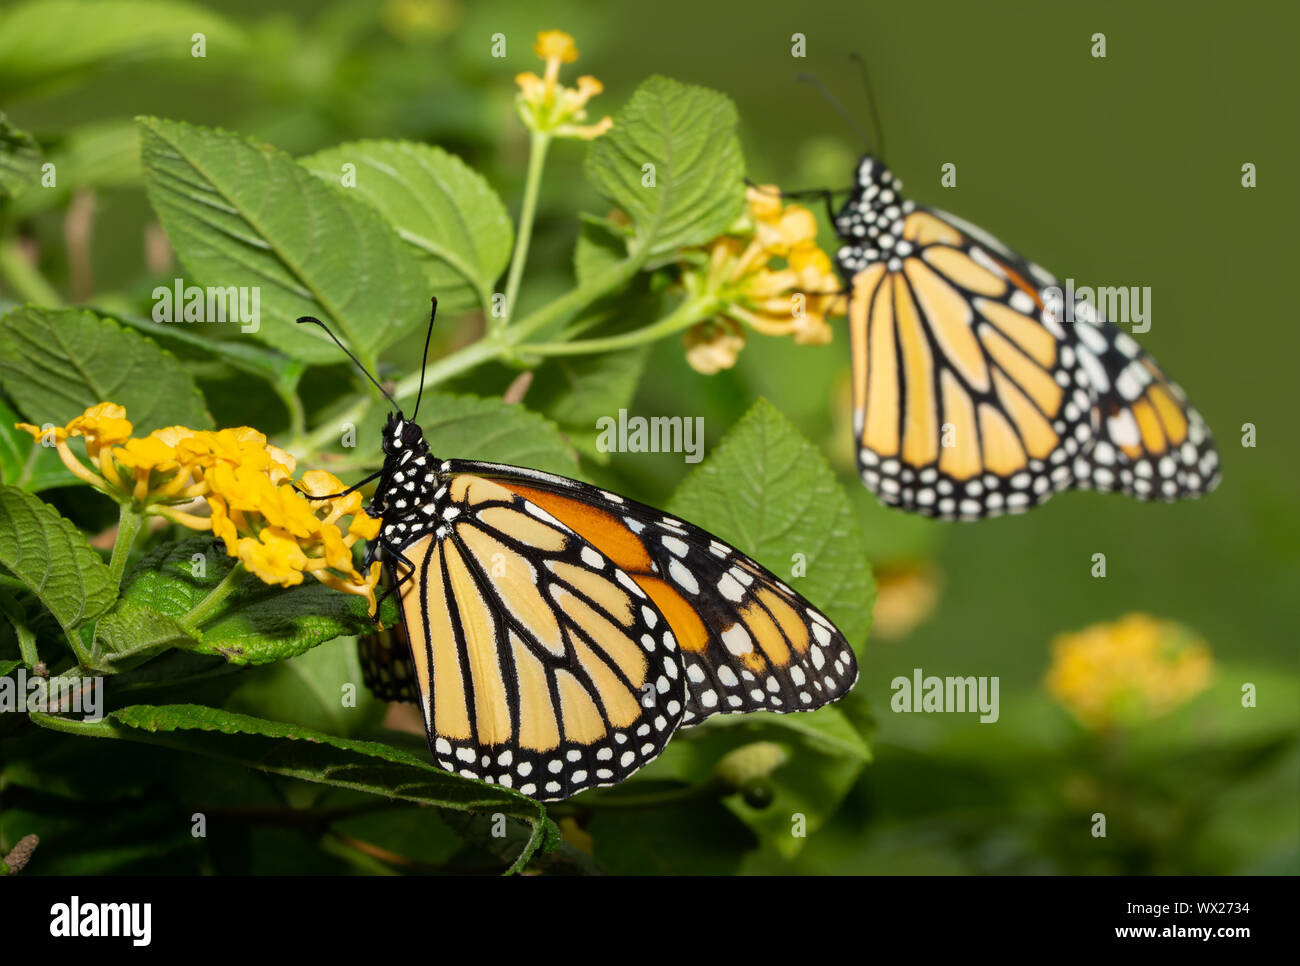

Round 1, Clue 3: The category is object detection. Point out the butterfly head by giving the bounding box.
[834,154,905,239]
[381,411,428,460]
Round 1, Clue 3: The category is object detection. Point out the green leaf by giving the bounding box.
[528,348,649,463]
[668,397,874,650]
[0,396,77,493]
[300,141,512,314]
[31,703,556,874]
[0,307,210,434]
[648,706,869,858]
[585,76,745,259]
[11,119,140,217]
[220,636,383,738]
[0,0,246,99]
[0,113,40,199]
[413,393,579,476]
[139,117,430,366]
[0,486,115,638]
[573,216,629,285]
[94,603,196,664]
[114,538,396,666]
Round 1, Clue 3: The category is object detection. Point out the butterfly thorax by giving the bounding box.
[834,154,918,275]
[367,413,443,556]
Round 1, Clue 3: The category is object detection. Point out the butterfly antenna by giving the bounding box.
[795,71,871,151]
[848,52,886,158]
[295,315,399,410]
[411,297,438,423]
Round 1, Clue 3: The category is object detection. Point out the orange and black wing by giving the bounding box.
[387,473,685,801]
[448,461,859,727]
[358,566,420,703]
[841,205,1218,517]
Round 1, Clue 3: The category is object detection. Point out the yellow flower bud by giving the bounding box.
[534,29,578,63]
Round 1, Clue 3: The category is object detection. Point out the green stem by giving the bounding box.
[0,237,62,306]
[521,296,713,357]
[294,396,375,457]
[508,253,647,342]
[179,562,245,633]
[107,505,145,589]
[499,132,552,330]
[272,377,307,440]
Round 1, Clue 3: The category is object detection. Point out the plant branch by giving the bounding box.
[499,131,551,330]
[107,504,145,589]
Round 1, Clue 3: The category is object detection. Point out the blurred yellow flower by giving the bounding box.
[683,318,746,375]
[515,30,612,140]
[1045,613,1213,729]
[14,403,381,614]
[871,563,941,641]
[677,185,846,373]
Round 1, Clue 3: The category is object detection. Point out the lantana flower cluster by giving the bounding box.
[17,403,380,610]
[514,30,612,140]
[681,185,848,374]
[1044,613,1213,730]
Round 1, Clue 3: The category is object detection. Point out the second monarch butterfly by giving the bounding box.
[791,66,1221,520]
[302,301,858,802]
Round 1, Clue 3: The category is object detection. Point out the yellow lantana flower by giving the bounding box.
[1044,613,1213,730]
[15,403,381,613]
[515,30,612,140]
[678,185,847,373]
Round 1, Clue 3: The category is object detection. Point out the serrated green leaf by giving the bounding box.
[300,141,511,314]
[139,117,430,366]
[585,76,745,258]
[0,113,40,199]
[0,307,210,434]
[94,603,195,663]
[668,398,874,649]
[114,537,396,666]
[31,703,556,873]
[573,216,628,285]
[0,486,115,638]
[0,0,246,99]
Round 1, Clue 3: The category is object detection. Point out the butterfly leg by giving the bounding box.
[294,468,383,501]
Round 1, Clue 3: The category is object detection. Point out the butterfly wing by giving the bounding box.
[1048,291,1221,500]
[446,461,859,727]
[388,473,685,801]
[358,621,420,703]
[839,204,1219,518]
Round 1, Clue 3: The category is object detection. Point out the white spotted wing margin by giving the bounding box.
[387,473,686,802]
[447,460,860,729]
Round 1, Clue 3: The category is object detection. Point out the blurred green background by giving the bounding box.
[2,0,1295,873]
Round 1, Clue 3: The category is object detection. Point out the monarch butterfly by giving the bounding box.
[791,65,1221,520]
[829,156,1221,519]
[303,302,857,802]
